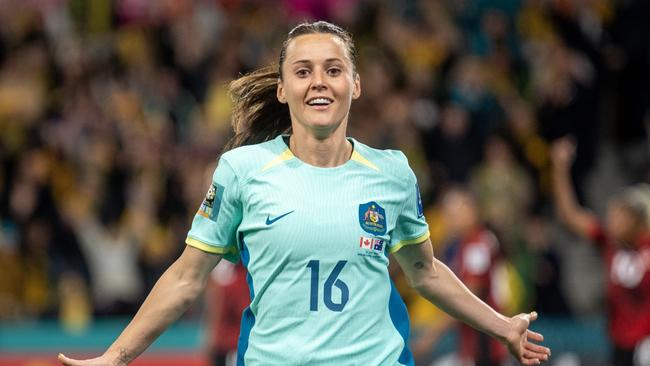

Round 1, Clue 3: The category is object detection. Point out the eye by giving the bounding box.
[327,67,342,76]
[296,69,310,77]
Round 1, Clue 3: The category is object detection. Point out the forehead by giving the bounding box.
[284,33,350,63]
[607,199,632,214]
[443,193,476,212]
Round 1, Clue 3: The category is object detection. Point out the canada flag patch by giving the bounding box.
[359,236,384,253]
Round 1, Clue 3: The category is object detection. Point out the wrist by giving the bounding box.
[105,347,132,366]
[492,313,513,344]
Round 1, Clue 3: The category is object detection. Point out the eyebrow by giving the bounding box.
[291,58,345,65]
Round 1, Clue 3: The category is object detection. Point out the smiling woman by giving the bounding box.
[225,22,360,167]
[58,21,550,366]
[277,32,360,143]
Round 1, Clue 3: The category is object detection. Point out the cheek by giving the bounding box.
[282,78,309,97]
[444,207,465,228]
[606,219,620,237]
[333,77,356,97]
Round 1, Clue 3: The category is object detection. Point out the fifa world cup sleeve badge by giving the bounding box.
[198,183,224,221]
[358,201,387,235]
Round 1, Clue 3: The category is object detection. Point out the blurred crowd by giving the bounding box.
[0,0,648,351]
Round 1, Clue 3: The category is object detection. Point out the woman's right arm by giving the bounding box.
[550,137,596,239]
[59,245,222,366]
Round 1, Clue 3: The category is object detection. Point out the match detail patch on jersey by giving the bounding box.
[359,236,385,252]
[358,236,385,258]
[359,201,387,235]
[198,183,224,221]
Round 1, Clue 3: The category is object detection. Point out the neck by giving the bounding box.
[289,126,352,168]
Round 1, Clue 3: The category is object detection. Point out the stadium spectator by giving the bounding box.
[204,261,249,366]
[412,186,515,366]
[551,137,650,366]
[470,135,533,250]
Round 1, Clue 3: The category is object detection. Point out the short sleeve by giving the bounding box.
[389,165,430,253]
[186,158,242,263]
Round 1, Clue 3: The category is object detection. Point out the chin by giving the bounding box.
[305,117,342,130]
[310,124,338,136]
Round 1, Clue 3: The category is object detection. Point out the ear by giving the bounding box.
[352,73,361,100]
[277,79,287,104]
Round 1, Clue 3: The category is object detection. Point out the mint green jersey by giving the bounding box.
[186,135,429,366]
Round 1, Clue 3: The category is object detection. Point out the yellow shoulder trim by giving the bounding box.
[350,151,380,171]
[261,148,294,172]
[186,237,238,255]
[388,231,430,253]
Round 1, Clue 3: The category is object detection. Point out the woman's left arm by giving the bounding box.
[393,238,551,365]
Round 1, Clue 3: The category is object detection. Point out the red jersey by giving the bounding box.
[452,228,507,364]
[208,262,250,352]
[588,221,650,349]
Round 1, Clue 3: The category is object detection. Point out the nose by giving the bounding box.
[311,70,327,91]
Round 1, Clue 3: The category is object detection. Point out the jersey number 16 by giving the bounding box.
[306,260,349,312]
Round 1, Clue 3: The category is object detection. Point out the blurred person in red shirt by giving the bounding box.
[551,137,650,366]
[412,186,508,366]
[204,261,249,366]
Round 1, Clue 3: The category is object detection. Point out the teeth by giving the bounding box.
[308,98,332,105]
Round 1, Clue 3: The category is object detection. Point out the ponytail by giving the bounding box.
[223,65,291,152]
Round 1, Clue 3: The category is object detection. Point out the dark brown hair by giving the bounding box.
[223,21,356,152]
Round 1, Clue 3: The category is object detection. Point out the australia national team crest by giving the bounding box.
[359,201,387,235]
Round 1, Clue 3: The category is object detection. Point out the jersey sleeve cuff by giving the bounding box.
[389,231,430,253]
[186,236,238,256]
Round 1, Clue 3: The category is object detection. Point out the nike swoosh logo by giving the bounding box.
[266,210,295,225]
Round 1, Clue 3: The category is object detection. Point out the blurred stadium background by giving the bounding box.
[0,0,648,365]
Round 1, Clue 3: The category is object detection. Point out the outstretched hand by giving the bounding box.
[503,312,551,365]
[58,353,123,366]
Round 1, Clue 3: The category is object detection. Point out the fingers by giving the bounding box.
[58,353,96,366]
[522,330,551,365]
[520,357,542,365]
[525,341,550,356]
[551,138,576,165]
[555,136,576,149]
[523,346,551,362]
[512,311,535,335]
[58,353,78,366]
[513,311,551,365]
[522,350,549,363]
[516,311,537,325]
[527,329,544,342]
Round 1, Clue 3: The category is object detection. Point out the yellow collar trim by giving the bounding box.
[261,146,379,172]
[261,148,295,171]
[350,150,380,171]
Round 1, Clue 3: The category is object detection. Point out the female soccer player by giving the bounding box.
[58,21,550,366]
[551,137,650,366]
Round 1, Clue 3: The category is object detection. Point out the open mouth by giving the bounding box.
[306,97,334,107]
